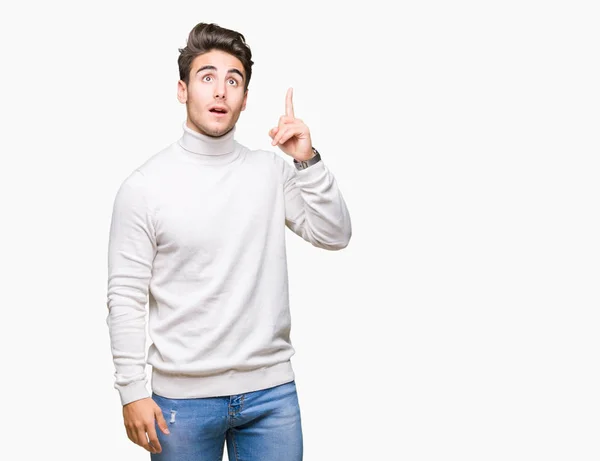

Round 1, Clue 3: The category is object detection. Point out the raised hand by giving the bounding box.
[268,88,315,162]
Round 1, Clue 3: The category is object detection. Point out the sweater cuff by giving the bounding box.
[118,380,150,406]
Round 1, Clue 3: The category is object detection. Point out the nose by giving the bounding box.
[214,79,227,100]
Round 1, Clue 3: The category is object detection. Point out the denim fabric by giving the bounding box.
[150,380,303,460]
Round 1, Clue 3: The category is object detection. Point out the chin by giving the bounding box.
[191,119,233,138]
[207,124,233,137]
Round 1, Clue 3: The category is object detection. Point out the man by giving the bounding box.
[106,22,351,460]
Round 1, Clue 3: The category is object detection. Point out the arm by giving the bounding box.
[106,170,156,406]
[269,88,352,249]
[106,170,169,453]
[283,157,352,250]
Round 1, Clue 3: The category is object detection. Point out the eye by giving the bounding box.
[202,75,212,82]
[228,78,238,86]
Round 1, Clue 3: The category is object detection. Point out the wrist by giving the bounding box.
[293,148,316,163]
[293,147,321,170]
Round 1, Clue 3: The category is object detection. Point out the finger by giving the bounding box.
[278,115,294,126]
[136,427,154,453]
[268,126,279,138]
[275,116,293,139]
[155,406,170,435]
[147,424,162,454]
[285,87,295,119]
[272,124,303,146]
[127,424,140,445]
[274,128,295,146]
[126,425,135,444]
[271,126,291,146]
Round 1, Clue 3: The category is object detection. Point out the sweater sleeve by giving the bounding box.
[106,170,157,405]
[283,158,352,250]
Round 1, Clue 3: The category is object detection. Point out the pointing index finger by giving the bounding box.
[286,87,295,118]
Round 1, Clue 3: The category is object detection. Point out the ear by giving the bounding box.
[241,89,248,111]
[177,80,188,104]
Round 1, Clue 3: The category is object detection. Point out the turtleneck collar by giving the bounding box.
[176,121,240,165]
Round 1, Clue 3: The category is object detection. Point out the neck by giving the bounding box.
[178,121,236,154]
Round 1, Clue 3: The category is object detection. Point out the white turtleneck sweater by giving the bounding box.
[106,122,352,405]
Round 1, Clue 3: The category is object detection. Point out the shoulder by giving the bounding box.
[240,144,294,175]
[113,143,176,202]
[134,143,176,176]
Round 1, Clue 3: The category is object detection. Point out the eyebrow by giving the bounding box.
[195,65,244,81]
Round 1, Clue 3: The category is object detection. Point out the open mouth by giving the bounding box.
[209,108,228,116]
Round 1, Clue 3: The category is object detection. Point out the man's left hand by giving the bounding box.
[268,88,315,162]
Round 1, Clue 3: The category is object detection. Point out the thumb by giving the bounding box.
[154,406,170,435]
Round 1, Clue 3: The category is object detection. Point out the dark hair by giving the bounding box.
[178,22,254,92]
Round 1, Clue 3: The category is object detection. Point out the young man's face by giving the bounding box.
[177,49,248,137]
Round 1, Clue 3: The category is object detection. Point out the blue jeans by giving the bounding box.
[150,380,303,460]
